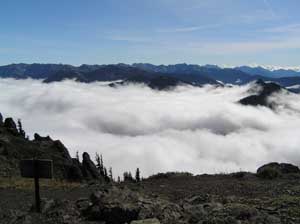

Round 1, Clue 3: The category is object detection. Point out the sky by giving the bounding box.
[0,0,300,67]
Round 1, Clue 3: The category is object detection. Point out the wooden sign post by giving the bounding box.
[20,159,53,213]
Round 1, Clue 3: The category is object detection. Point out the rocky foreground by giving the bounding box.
[1,114,300,223]
[1,167,300,224]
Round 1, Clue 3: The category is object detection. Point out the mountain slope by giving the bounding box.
[239,80,285,108]
[133,63,251,84]
[0,63,75,79]
[44,65,160,83]
[2,63,300,89]
[0,114,102,181]
[44,64,219,89]
[235,66,300,78]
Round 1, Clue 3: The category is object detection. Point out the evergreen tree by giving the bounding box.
[109,167,113,181]
[128,172,133,181]
[123,172,128,181]
[100,154,103,169]
[95,153,101,170]
[99,154,104,176]
[76,151,80,161]
[135,168,141,182]
[104,167,110,182]
[103,167,107,177]
[17,119,26,137]
[123,171,135,182]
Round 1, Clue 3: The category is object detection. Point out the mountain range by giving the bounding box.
[1,63,300,90]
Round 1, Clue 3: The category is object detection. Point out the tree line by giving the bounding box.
[76,151,141,183]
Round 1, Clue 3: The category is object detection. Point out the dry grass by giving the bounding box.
[0,177,82,190]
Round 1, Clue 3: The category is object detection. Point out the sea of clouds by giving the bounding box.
[1,78,300,178]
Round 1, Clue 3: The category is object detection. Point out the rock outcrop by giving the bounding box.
[33,133,52,141]
[3,118,19,136]
[84,186,184,224]
[0,115,100,181]
[257,162,300,179]
[4,118,17,130]
[82,152,101,180]
[239,80,284,108]
[68,158,84,181]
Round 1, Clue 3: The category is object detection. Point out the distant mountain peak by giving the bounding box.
[235,65,300,78]
[2,63,300,90]
[202,64,221,69]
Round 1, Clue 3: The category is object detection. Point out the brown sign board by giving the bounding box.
[20,159,53,179]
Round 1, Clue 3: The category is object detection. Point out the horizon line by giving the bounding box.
[1,62,300,71]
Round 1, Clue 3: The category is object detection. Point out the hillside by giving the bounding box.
[0,114,102,182]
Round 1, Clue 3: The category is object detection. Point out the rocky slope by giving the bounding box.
[239,80,285,108]
[1,164,300,224]
[0,114,101,181]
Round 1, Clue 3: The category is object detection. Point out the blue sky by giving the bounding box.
[0,0,300,67]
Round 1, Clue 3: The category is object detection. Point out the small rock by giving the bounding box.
[226,203,258,221]
[41,198,56,214]
[76,198,91,212]
[131,218,161,224]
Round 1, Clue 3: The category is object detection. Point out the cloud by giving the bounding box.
[1,78,300,178]
[157,24,221,33]
[264,23,300,34]
[182,37,300,55]
[263,0,276,18]
[108,35,151,43]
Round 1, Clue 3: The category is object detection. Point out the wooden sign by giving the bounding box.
[20,159,53,213]
[20,159,53,179]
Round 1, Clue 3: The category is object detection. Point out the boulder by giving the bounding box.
[131,219,160,224]
[226,203,258,221]
[52,140,73,161]
[31,134,81,180]
[85,186,184,224]
[278,163,300,173]
[3,118,19,136]
[76,198,91,213]
[34,133,52,141]
[257,162,300,179]
[67,158,84,181]
[82,152,100,179]
[86,187,139,223]
[4,118,17,129]
[39,198,81,224]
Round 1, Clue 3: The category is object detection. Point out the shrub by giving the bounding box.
[231,171,247,179]
[147,172,193,180]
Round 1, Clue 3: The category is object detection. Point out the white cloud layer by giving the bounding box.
[1,79,300,178]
